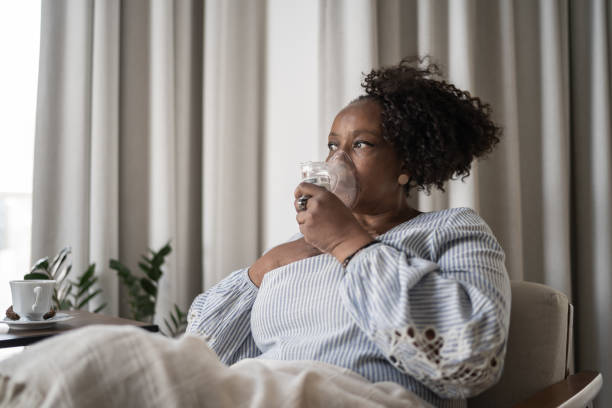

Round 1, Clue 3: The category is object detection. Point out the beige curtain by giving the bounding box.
[571,1,612,407]
[32,0,267,318]
[32,0,204,321]
[202,0,266,288]
[33,0,122,314]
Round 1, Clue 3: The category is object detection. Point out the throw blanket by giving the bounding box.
[0,325,433,408]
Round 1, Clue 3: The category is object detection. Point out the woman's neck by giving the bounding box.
[352,203,421,237]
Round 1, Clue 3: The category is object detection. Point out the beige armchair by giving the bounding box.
[468,281,602,408]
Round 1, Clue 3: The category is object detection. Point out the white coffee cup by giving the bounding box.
[9,280,56,321]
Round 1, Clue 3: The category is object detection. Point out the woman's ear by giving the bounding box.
[398,174,410,185]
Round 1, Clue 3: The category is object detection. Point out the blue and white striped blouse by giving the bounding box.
[187,207,511,407]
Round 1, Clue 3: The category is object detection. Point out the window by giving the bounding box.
[0,0,41,358]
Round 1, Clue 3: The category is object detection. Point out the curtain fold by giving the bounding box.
[202,0,266,289]
[89,0,120,316]
[118,0,152,317]
[538,0,572,297]
[570,0,612,405]
[471,0,525,283]
[148,0,204,323]
[32,0,204,320]
[33,0,120,314]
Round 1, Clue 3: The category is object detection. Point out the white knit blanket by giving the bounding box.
[0,325,433,408]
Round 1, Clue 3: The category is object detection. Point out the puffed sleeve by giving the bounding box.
[340,208,511,399]
[186,268,261,364]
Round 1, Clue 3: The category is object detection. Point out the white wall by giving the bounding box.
[263,0,320,250]
[0,1,39,312]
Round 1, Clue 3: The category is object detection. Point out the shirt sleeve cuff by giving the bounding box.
[344,241,384,269]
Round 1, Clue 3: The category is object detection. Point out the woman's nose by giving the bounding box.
[328,150,354,166]
[329,141,352,155]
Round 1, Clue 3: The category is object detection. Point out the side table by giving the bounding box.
[0,310,158,348]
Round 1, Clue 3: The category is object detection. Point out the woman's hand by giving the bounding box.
[294,182,374,263]
[248,238,322,287]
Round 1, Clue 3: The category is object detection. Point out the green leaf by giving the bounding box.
[57,282,72,306]
[76,276,97,299]
[31,257,49,273]
[137,295,155,310]
[174,304,184,318]
[150,258,162,270]
[128,285,141,298]
[115,243,174,324]
[59,299,73,310]
[93,303,107,313]
[161,306,187,338]
[79,264,96,286]
[50,247,71,280]
[158,243,172,257]
[120,272,137,287]
[24,272,50,280]
[163,319,173,337]
[138,261,151,272]
[139,299,156,317]
[151,243,172,268]
[77,289,102,309]
[112,259,137,287]
[49,247,70,270]
[109,259,131,275]
[55,264,72,287]
[141,263,162,281]
[140,278,157,297]
[49,248,62,266]
[138,261,161,282]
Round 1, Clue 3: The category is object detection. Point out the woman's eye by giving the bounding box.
[353,141,372,149]
[327,143,338,151]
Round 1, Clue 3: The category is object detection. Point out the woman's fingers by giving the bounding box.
[294,182,326,200]
[294,182,328,213]
[296,210,308,225]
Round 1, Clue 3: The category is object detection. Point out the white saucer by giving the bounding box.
[2,313,74,330]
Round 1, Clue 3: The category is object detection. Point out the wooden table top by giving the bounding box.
[0,310,158,348]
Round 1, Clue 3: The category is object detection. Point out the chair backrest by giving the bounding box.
[468,281,572,408]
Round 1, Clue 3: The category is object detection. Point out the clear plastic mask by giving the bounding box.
[299,151,359,208]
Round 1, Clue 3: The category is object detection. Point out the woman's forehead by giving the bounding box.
[344,98,381,115]
[333,100,382,129]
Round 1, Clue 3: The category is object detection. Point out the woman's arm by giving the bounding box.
[187,268,260,364]
[248,238,322,286]
[340,208,511,399]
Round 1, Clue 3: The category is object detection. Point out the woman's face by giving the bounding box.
[327,99,405,213]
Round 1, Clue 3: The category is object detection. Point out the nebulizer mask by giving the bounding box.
[298,150,359,209]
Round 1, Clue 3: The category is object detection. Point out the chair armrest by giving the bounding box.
[513,371,602,408]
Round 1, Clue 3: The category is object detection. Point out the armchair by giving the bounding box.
[468,281,602,408]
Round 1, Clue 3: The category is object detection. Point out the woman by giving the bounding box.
[187,58,510,407]
[0,59,508,408]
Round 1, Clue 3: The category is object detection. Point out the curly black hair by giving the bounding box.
[356,57,501,194]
